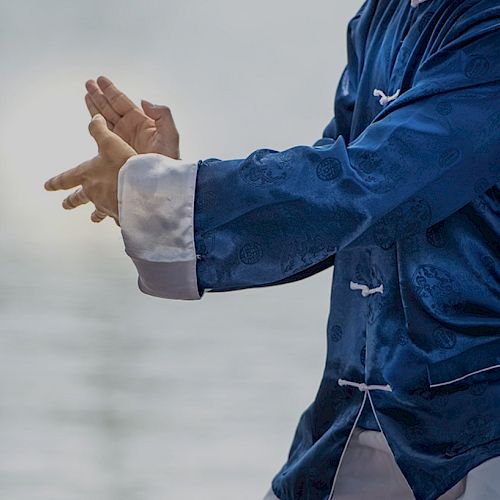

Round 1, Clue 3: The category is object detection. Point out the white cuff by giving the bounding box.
[117,153,203,300]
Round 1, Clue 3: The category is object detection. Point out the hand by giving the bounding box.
[85,76,180,159]
[44,114,137,226]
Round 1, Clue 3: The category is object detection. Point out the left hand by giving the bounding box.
[85,76,180,159]
[44,114,136,226]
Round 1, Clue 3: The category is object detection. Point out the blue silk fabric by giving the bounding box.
[193,1,500,499]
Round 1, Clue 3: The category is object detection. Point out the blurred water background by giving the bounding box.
[0,1,361,499]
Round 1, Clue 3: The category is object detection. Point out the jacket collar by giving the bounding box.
[410,0,430,7]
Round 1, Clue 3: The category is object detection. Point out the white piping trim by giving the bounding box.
[327,391,368,500]
[373,88,400,106]
[350,281,384,297]
[366,391,414,494]
[429,364,500,388]
[338,378,393,392]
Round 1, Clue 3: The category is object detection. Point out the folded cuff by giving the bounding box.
[117,153,203,300]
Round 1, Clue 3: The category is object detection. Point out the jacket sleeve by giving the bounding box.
[118,7,500,301]
[116,5,367,301]
[194,3,366,294]
[193,18,500,295]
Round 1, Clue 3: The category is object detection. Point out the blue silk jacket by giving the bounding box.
[116,0,500,498]
[189,1,500,499]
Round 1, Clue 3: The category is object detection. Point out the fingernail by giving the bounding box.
[142,99,156,107]
[92,113,104,121]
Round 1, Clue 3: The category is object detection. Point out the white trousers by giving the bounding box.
[263,426,500,499]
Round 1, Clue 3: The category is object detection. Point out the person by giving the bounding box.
[45,0,500,498]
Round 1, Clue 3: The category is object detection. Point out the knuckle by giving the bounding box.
[109,92,121,104]
[130,108,143,119]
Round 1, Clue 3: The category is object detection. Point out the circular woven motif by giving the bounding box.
[195,230,215,256]
[469,381,489,396]
[412,265,463,315]
[433,326,457,349]
[373,197,431,250]
[439,148,462,169]
[196,190,216,210]
[474,111,500,154]
[474,178,490,195]
[316,158,341,181]
[456,415,497,450]
[447,413,498,457]
[436,101,453,116]
[464,55,490,79]
[471,196,489,214]
[330,325,343,342]
[239,149,292,187]
[402,198,432,237]
[239,242,263,264]
[481,255,495,273]
[426,221,447,248]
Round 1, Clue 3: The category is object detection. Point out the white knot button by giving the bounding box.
[338,378,393,392]
[350,281,384,297]
[373,88,401,106]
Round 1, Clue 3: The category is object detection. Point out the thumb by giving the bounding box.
[141,100,177,131]
[88,114,112,145]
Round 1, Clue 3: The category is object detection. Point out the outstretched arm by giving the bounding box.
[117,2,367,299]
[119,15,500,300]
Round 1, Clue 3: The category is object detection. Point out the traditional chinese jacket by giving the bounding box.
[116,0,500,498]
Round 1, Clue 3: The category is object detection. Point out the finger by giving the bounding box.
[85,93,115,130]
[44,159,93,191]
[88,114,113,145]
[62,188,90,209]
[90,209,108,223]
[84,93,99,117]
[141,100,179,136]
[97,76,136,115]
[141,100,173,121]
[85,80,121,125]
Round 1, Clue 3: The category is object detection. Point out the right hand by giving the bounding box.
[85,76,180,159]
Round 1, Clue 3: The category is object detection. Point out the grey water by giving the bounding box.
[0,1,360,498]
